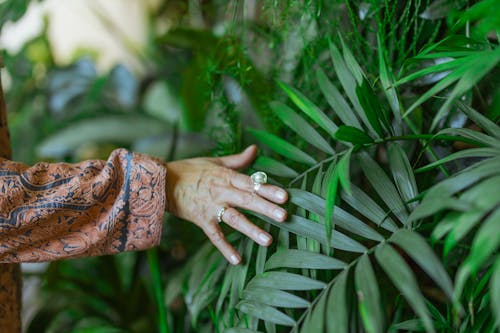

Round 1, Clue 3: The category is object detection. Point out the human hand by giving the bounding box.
[165,145,288,265]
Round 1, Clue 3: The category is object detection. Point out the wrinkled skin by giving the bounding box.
[165,145,288,264]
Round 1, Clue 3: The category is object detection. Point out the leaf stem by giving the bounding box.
[147,249,170,333]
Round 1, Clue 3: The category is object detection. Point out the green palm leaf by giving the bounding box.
[243,286,310,308]
[247,128,317,165]
[265,249,347,270]
[247,272,326,291]
[252,156,299,178]
[316,68,362,129]
[326,270,349,333]
[375,245,436,333]
[270,101,335,155]
[288,189,385,241]
[390,230,454,299]
[355,255,383,333]
[299,289,328,333]
[236,301,295,327]
[388,143,419,210]
[278,81,338,139]
[358,153,409,224]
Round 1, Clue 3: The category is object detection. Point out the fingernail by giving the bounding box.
[276,190,286,201]
[230,255,240,265]
[274,209,285,220]
[259,233,271,243]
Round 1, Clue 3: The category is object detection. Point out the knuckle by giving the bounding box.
[209,229,225,243]
[227,210,241,226]
[237,193,254,207]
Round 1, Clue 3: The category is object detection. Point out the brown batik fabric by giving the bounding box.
[0,55,167,331]
[0,148,167,262]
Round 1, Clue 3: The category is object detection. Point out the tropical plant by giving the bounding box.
[1,0,499,332]
[165,1,500,333]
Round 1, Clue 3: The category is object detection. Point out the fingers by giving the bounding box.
[203,223,241,265]
[230,173,288,204]
[217,145,258,170]
[222,208,273,246]
[223,190,288,222]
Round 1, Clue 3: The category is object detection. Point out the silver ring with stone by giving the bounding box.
[251,171,268,194]
[216,207,226,223]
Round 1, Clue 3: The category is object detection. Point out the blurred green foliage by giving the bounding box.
[1,0,499,332]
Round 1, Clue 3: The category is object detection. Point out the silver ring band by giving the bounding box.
[216,207,226,223]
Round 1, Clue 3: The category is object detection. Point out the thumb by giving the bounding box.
[218,145,258,170]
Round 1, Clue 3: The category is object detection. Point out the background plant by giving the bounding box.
[1,0,499,332]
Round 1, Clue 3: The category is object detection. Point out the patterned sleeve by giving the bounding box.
[0,148,167,263]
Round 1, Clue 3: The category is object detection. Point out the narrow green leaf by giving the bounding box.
[289,189,324,216]
[455,208,500,300]
[390,319,426,331]
[355,255,384,333]
[358,153,409,224]
[265,249,346,270]
[327,270,349,333]
[337,149,353,194]
[251,213,367,252]
[264,322,276,333]
[424,157,500,200]
[340,35,364,84]
[329,40,377,136]
[248,128,317,165]
[457,102,500,138]
[253,156,299,178]
[445,176,500,253]
[356,80,389,137]
[491,257,500,330]
[270,101,335,154]
[396,57,468,86]
[278,81,338,139]
[390,230,454,299]
[316,68,362,129]
[437,128,500,149]
[300,287,327,333]
[377,33,402,126]
[411,197,473,225]
[388,144,419,210]
[325,162,340,243]
[236,301,295,326]
[243,286,310,308]
[216,256,235,312]
[402,64,468,118]
[432,54,500,130]
[288,189,385,241]
[310,166,325,254]
[432,211,482,243]
[416,148,500,173]
[335,126,374,145]
[247,271,326,291]
[375,245,435,333]
[410,157,500,223]
[341,184,398,232]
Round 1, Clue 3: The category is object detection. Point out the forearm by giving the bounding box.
[0,149,166,263]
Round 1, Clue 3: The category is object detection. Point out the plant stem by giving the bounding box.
[147,249,170,333]
[380,134,486,147]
